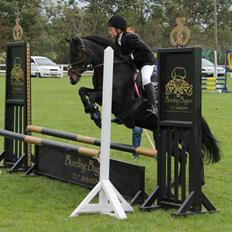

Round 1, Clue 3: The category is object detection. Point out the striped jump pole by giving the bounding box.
[26,125,157,158]
[0,129,100,158]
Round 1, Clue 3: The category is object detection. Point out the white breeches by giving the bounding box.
[141,65,155,86]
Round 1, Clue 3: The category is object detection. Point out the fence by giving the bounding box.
[58,64,93,77]
[0,64,93,77]
[201,75,228,92]
[0,64,5,74]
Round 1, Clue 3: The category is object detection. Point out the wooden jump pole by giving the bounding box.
[26,125,157,158]
[0,129,100,158]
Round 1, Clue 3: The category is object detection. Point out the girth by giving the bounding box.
[116,97,144,128]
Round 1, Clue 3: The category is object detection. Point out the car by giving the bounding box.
[31,56,62,77]
[201,58,225,77]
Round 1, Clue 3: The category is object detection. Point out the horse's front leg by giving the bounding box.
[88,91,102,128]
[78,87,94,113]
[78,87,102,128]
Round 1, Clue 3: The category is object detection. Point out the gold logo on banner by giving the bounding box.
[10,57,24,90]
[170,17,190,47]
[165,67,192,98]
[11,57,24,81]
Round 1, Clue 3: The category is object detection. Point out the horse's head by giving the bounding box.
[67,37,92,85]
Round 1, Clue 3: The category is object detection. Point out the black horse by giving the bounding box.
[67,35,221,164]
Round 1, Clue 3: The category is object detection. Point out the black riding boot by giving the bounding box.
[144,83,158,115]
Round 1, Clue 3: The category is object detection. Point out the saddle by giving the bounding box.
[133,65,158,100]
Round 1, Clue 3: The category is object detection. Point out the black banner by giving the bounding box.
[6,42,27,102]
[35,145,146,200]
[1,42,32,169]
[158,49,201,123]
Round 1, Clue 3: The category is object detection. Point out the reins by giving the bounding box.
[68,37,91,74]
[92,60,124,69]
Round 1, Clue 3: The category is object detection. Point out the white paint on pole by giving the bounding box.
[214,50,218,79]
[70,47,133,219]
[100,46,113,181]
[214,50,222,92]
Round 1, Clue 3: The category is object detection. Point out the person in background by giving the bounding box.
[132,127,143,159]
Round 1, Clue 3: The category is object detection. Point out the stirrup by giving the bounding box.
[111,117,122,124]
[146,105,158,116]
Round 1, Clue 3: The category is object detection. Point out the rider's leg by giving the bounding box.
[141,65,158,115]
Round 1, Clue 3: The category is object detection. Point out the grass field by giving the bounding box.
[0,75,232,232]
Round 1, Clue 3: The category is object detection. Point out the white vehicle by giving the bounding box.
[202,58,225,77]
[31,56,62,77]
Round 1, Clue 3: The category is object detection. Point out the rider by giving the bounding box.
[107,15,158,115]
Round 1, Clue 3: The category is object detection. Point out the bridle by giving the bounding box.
[68,38,94,77]
[68,37,125,77]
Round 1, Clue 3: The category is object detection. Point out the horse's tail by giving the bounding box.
[202,117,221,163]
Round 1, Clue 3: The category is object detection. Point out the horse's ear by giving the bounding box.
[65,38,71,43]
[72,36,81,44]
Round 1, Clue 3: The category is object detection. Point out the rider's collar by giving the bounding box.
[117,32,124,46]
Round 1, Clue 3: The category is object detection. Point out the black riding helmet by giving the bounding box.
[107,16,127,31]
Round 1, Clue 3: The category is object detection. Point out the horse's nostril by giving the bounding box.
[69,76,76,84]
[70,79,77,85]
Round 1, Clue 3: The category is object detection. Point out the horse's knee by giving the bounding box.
[78,87,86,97]
[89,91,101,105]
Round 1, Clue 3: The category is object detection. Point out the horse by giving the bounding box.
[67,35,221,165]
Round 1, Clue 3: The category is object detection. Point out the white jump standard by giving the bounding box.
[70,47,133,219]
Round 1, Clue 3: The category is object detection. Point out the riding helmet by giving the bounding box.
[107,16,127,31]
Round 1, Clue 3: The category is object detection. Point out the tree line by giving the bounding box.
[0,0,231,63]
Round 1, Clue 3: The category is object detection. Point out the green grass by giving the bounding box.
[0,75,232,232]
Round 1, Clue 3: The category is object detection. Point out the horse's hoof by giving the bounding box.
[111,117,122,124]
[95,120,101,128]
[85,107,90,113]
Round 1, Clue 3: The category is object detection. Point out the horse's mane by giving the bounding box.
[84,35,122,58]
[84,35,114,48]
